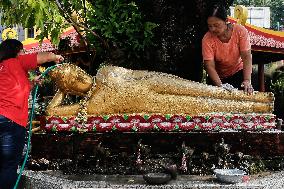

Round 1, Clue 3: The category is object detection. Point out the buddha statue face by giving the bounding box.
[49,63,93,96]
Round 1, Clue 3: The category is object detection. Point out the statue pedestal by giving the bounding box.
[29,113,282,176]
[41,113,276,133]
[31,131,284,161]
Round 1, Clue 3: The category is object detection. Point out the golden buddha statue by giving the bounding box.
[46,63,274,117]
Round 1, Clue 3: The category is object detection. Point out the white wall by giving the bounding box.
[230,6,271,28]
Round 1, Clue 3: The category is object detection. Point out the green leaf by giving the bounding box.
[143,114,149,120]
[132,126,138,132]
[154,124,160,131]
[185,115,191,121]
[103,115,109,121]
[123,114,129,120]
[112,126,117,131]
[71,126,78,132]
[92,126,96,132]
[165,114,171,120]
[174,124,179,130]
[51,126,57,132]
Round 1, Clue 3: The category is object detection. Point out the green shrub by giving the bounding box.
[86,0,158,66]
[270,70,284,95]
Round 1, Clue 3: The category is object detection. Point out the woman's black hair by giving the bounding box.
[206,4,228,21]
[0,39,23,63]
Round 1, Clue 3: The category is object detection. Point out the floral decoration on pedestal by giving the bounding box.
[42,113,276,133]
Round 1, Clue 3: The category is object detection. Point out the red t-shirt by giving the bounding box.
[0,53,37,127]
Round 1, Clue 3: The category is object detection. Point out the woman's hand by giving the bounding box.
[241,80,254,94]
[30,75,44,88]
[54,55,64,64]
[37,52,64,64]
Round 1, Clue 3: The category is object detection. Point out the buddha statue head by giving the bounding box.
[48,63,93,96]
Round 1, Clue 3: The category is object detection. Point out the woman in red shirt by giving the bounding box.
[202,5,254,94]
[0,39,63,189]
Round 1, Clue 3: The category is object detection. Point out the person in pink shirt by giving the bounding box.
[0,39,64,189]
[202,5,253,94]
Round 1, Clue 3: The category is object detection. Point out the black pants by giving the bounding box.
[207,70,243,90]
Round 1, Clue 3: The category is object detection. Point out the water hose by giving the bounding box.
[13,64,60,189]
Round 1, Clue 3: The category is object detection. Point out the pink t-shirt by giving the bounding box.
[202,24,251,79]
[0,53,37,127]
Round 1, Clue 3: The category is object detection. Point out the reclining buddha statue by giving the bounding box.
[46,63,274,117]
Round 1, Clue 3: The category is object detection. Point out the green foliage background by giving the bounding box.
[0,0,157,68]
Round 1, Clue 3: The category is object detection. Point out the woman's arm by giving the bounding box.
[240,49,253,94]
[204,60,222,87]
[37,52,64,65]
[238,24,253,94]
[241,49,252,81]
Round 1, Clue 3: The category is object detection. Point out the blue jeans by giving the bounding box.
[0,115,26,189]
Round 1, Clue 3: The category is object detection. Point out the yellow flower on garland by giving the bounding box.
[2,28,18,41]
[28,66,51,84]
[39,66,46,73]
